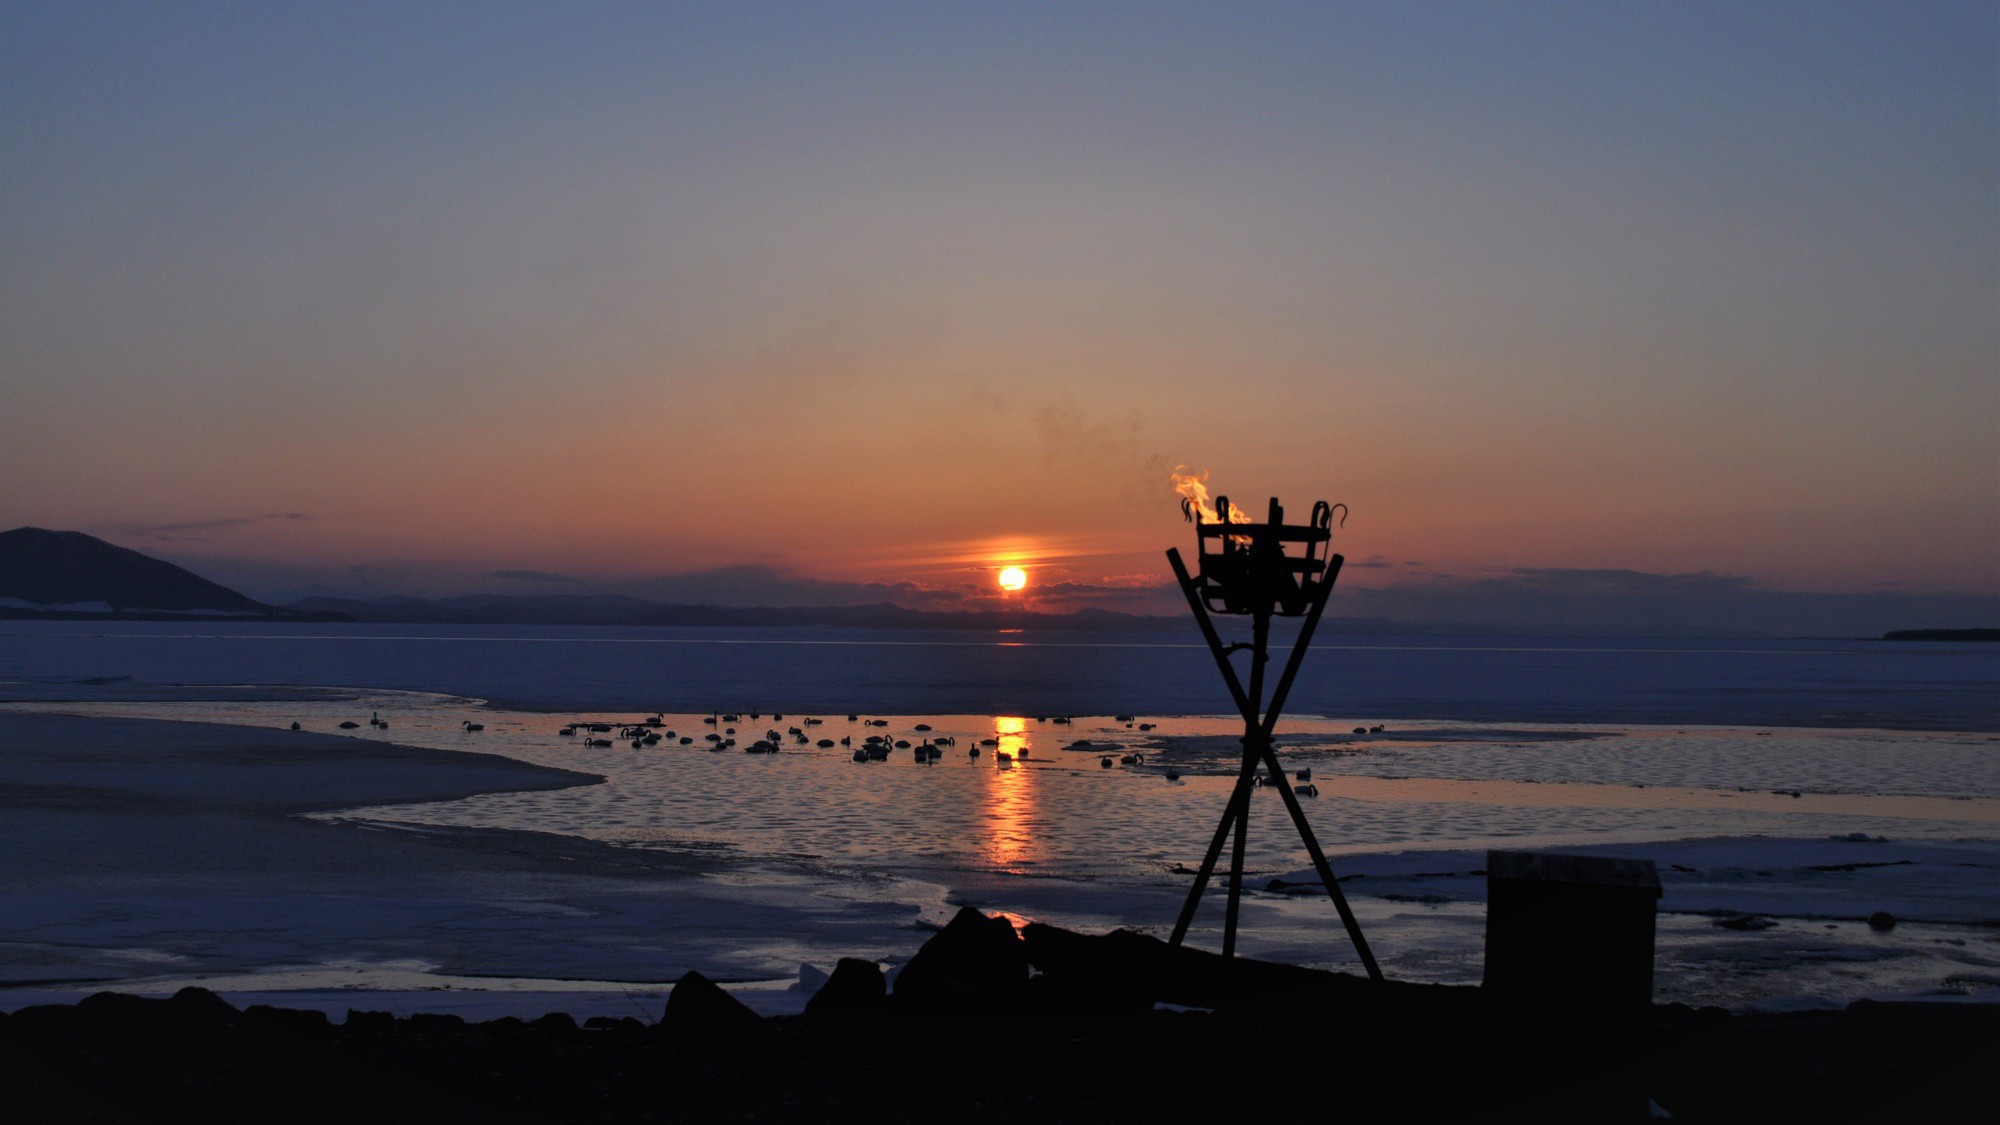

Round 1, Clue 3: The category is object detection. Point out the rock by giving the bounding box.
[1714,915,1778,931]
[1868,911,1897,931]
[241,1004,330,1035]
[660,970,762,1033]
[530,1012,578,1034]
[408,1012,465,1031]
[8,1004,82,1037]
[167,986,238,1028]
[77,991,168,1030]
[795,961,830,994]
[1019,924,1163,1013]
[345,1009,395,1031]
[892,907,1028,1013]
[805,958,887,1020]
[1020,922,1438,1022]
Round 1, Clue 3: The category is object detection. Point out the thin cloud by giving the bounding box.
[614,565,954,608]
[487,569,584,585]
[120,513,312,543]
[1337,567,1999,637]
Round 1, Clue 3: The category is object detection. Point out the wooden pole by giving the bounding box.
[1259,740,1383,980]
[1161,534,1381,975]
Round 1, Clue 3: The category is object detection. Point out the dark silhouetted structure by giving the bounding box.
[1483,850,1663,1120]
[1165,496,1380,979]
[1483,849,1661,1010]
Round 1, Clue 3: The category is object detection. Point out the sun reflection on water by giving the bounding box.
[981,716,1039,869]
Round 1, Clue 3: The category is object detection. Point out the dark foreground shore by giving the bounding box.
[6,916,1996,1124]
[4,990,1994,1123]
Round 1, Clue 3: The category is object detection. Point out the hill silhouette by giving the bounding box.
[0,527,334,619]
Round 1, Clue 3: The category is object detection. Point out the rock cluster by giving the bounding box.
[3,912,1995,1122]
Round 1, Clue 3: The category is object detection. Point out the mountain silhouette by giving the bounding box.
[0,527,282,616]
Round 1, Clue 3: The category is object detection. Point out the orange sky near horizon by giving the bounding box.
[2,4,1994,614]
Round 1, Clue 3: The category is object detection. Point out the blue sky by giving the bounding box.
[3,2,1994,629]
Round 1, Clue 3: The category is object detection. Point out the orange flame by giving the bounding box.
[1170,465,1250,525]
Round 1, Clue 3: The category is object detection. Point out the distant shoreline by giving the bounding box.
[0,607,351,623]
[1881,629,2000,642]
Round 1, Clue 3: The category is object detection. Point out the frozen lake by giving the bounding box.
[1,621,1996,1014]
[2,620,1995,728]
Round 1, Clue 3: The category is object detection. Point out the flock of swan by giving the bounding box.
[537,711,1118,770]
[302,708,1377,794]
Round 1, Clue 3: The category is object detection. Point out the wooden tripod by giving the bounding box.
[1164,543,1383,980]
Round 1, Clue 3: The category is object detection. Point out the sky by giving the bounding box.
[3,2,1995,632]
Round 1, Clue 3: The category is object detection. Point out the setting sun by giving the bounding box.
[997,566,1028,592]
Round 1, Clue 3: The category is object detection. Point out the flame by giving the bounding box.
[1170,465,1250,525]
